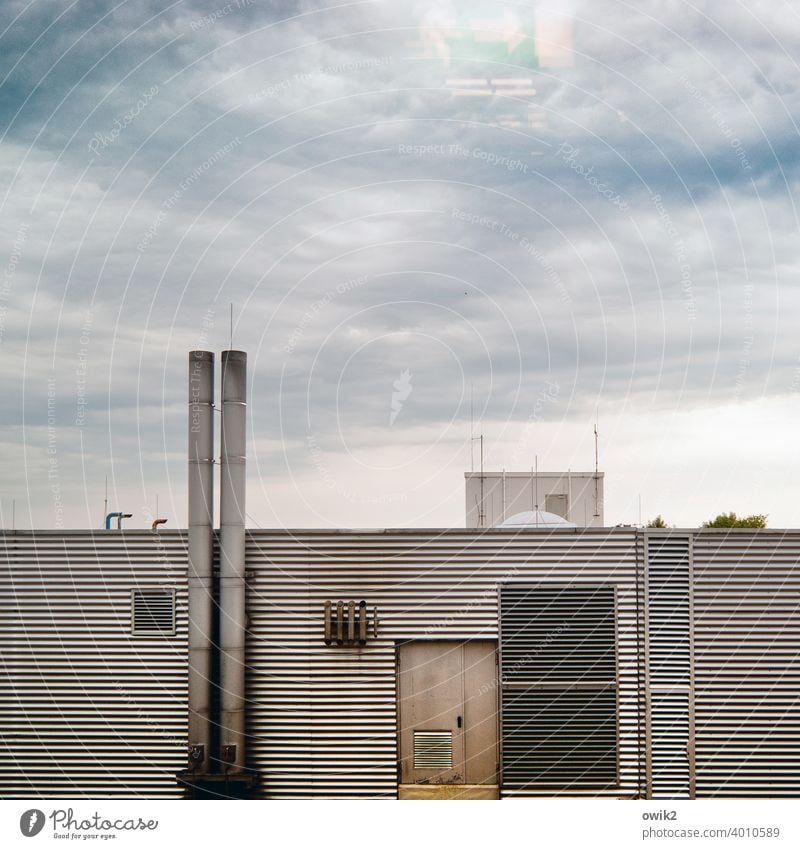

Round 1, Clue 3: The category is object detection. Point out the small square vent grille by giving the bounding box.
[413,731,453,770]
[131,589,176,636]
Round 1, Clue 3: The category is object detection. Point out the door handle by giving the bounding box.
[457,715,462,729]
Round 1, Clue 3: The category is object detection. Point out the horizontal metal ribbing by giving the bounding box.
[245,529,640,799]
[8,527,797,798]
[0,531,188,799]
[650,692,691,798]
[692,531,800,797]
[502,689,618,787]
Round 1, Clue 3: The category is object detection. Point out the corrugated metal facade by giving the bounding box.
[244,529,641,799]
[0,531,188,798]
[692,532,800,797]
[1,527,799,799]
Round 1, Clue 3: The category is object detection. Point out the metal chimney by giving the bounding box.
[187,350,214,772]
[218,350,247,774]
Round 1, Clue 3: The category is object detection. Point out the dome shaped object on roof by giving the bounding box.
[497,510,577,529]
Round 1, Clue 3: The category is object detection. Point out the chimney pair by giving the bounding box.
[186,350,249,788]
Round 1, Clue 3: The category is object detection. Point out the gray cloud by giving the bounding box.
[2,0,799,528]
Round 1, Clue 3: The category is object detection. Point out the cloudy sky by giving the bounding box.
[1,0,799,530]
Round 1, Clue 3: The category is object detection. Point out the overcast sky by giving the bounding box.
[1,0,799,530]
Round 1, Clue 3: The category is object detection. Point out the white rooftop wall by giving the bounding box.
[465,471,605,528]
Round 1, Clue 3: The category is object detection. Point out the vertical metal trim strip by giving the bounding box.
[635,528,647,798]
[643,532,653,799]
[688,532,696,799]
[394,642,401,793]
[497,583,504,793]
[613,584,621,786]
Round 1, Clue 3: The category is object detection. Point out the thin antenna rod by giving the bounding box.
[567,468,572,522]
[535,455,539,527]
[530,466,534,511]
[470,383,474,472]
[479,434,485,527]
[103,475,108,530]
[468,386,485,525]
[593,418,600,518]
[12,499,15,532]
[230,303,233,349]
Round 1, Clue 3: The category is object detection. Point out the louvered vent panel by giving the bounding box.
[132,590,175,635]
[647,537,690,686]
[502,690,617,786]
[651,692,690,798]
[499,585,618,791]
[645,534,692,799]
[413,731,453,769]
[501,586,616,683]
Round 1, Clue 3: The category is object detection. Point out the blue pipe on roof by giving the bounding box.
[106,512,132,529]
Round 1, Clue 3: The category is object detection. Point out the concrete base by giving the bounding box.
[399,784,499,800]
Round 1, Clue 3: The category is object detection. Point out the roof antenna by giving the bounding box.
[478,434,485,527]
[468,386,484,525]
[230,303,233,349]
[470,383,474,472]
[593,416,600,518]
[530,465,534,511]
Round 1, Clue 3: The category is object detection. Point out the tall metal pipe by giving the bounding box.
[218,350,247,773]
[187,350,214,771]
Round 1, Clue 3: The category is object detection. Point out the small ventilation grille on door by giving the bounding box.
[131,589,175,635]
[413,731,453,769]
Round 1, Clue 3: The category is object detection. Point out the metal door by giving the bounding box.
[398,641,497,786]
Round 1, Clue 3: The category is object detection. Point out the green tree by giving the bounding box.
[702,512,767,528]
[646,515,668,528]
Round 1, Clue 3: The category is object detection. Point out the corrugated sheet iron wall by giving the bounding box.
[2,527,798,799]
[0,531,188,798]
[245,529,641,799]
[692,531,800,797]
